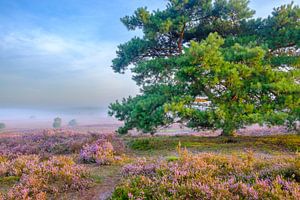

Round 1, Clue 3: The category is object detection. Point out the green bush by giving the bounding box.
[52,117,62,128]
[68,119,78,127]
[0,123,5,130]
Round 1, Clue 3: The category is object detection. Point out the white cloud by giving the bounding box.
[0,31,70,59]
[0,29,118,71]
[0,29,139,108]
[35,34,70,54]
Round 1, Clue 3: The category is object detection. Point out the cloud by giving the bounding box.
[0,30,139,108]
[0,29,119,72]
[35,35,69,54]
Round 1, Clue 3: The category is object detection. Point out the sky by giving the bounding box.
[0,0,299,110]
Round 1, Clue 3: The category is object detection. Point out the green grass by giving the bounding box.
[165,156,179,162]
[0,176,19,184]
[89,165,122,184]
[127,134,300,154]
[0,176,20,194]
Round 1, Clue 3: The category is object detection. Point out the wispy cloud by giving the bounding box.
[0,29,118,73]
[0,29,138,108]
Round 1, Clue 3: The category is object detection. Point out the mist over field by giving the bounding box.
[0,107,115,129]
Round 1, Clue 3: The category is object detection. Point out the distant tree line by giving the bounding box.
[52,118,78,128]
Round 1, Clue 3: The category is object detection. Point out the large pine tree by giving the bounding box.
[109,0,300,136]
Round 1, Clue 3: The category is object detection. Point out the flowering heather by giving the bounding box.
[0,155,90,199]
[122,158,157,177]
[112,148,300,199]
[0,129,128,199]
[79,139,126,165]
[0,130,125,157]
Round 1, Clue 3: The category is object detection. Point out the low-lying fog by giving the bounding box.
[0,107,117,129]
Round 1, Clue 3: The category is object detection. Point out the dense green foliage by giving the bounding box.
[109,0,300,135]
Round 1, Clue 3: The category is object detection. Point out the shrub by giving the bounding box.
[4,155,90,199]
[122,158,157,177]
[112,147,300,199]
[68,119,78,127]
[9,155,40,177]
[53,117,62,128]
[0,123,5,130]
[0,130,125,157]
[0,130,126,199]
[80,139,115,165]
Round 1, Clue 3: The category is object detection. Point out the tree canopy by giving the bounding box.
[109,0,300,136]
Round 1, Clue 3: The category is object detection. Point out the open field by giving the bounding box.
[0,125,299,199]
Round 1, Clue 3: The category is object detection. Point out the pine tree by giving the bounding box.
[109,0,300,136]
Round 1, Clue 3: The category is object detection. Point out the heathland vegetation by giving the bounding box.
[0,130,299,199]
[0,0,299,199]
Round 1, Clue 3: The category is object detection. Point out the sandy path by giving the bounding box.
[94,173,122,200]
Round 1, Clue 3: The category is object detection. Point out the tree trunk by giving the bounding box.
[220,129,236,137]
[177,23,186,54]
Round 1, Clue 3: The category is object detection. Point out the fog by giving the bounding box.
[0,107,117,129]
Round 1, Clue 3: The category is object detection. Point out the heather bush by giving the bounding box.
[0,130,124,157]
[112,147,300,199]
[0,130,126,199]
[0,155,8,177]
[122,158,157,177]
[1,155,90,199]
[80,139,126,165]
[9,155,40,177]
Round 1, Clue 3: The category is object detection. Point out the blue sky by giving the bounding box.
[0,0,298,109]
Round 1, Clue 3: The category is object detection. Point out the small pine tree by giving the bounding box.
[68,119,78,127]
[0,123,6,130]
[53,117,62,129]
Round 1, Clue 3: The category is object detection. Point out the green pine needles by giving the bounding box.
[109,0,300,136]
